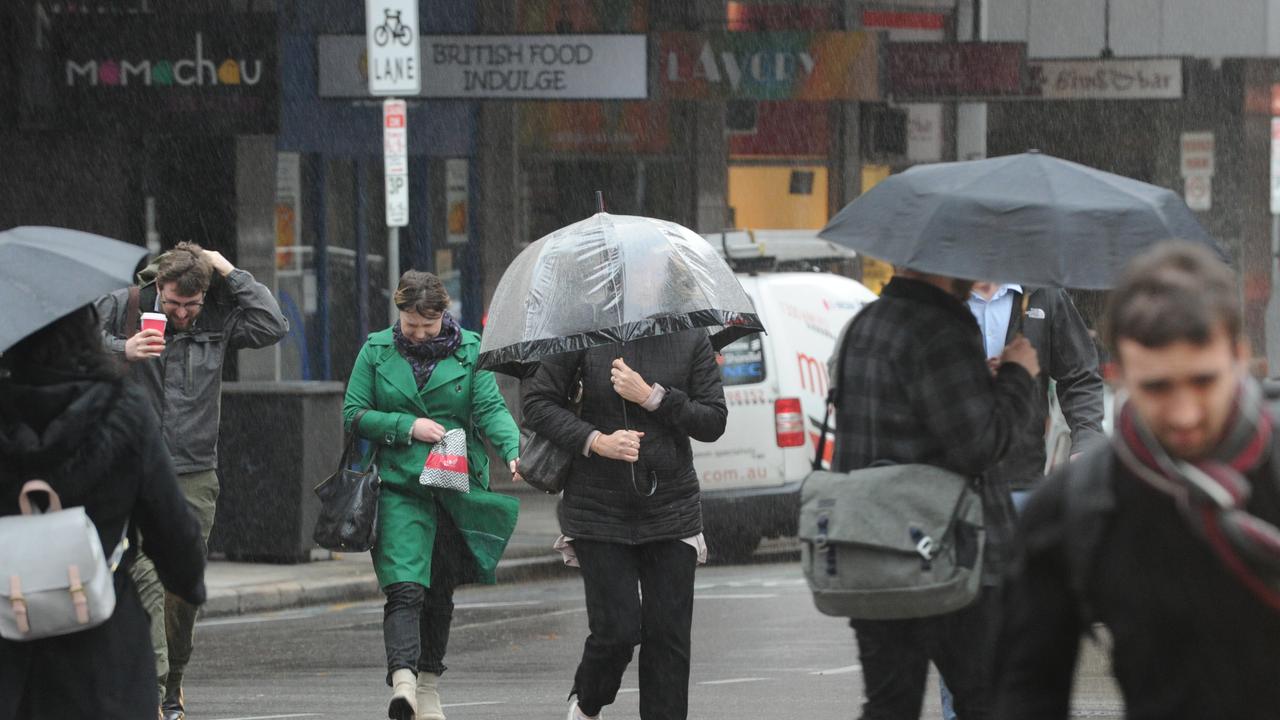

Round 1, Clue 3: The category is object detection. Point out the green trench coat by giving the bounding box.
[343,327,521,589]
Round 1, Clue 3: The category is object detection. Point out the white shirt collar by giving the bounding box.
[971,283,1022,303]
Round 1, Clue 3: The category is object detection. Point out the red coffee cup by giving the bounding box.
[140,312,167,335]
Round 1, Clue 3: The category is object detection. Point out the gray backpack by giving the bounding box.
[798,314,985,619]
[0,480,127,641]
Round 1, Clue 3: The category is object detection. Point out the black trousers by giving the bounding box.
[572,538,698,720]
[850,588,1000,720]
[382,516,465,686]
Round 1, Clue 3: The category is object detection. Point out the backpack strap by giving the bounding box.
[812,312,866,471]
[123,285,141,337]
[1061,446,1117,632]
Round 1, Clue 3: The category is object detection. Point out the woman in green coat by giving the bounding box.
[343,271,521,720]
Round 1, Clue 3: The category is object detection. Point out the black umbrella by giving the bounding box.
[819,152,1223,289]
[0,226,148,353]
[478,211,765,377]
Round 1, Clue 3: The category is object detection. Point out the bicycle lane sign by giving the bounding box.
[366,0,420,96]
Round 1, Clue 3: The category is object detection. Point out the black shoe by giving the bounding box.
[388,696,414,720]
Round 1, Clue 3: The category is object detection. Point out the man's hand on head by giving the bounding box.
[202,250,235,277]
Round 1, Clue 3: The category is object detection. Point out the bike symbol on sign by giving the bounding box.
[373,9,413,47]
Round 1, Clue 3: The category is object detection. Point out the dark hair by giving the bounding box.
[394,270,450,316]
[2,305,120,383]
[156,241,213,296]
[1102,241,1240,353]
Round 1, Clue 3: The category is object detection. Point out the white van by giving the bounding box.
[695,231,877,560]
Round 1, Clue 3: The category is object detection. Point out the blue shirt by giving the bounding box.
[967,284,1022,359]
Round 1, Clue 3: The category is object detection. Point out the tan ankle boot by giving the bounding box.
[416,672,446,720]
[389,669,418,720]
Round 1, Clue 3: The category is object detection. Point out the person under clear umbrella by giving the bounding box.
[0,305,206,719]
[522,329,727,720]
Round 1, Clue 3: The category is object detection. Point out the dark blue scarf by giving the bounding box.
[393,313,462,389]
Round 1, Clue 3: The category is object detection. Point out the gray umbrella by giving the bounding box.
[478,212,764,378]
[819,152,1223,289]
[0,226,148,353]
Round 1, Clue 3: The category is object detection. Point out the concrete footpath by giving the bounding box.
[201,487,568,619]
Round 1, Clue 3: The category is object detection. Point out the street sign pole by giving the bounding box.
[383,98,409,320]
[367,0,419,322]
[388,226,400,320]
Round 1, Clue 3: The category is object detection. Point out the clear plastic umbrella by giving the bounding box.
[478,211,765,378]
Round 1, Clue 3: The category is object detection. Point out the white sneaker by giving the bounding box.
[566,701,600,720]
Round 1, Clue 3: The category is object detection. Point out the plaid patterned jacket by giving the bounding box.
[832,277,1039,580]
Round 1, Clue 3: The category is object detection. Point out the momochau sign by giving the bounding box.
[32,14,277,133]
[63,33,267,88]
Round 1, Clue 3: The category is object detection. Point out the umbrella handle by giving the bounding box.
[617,341,656,497]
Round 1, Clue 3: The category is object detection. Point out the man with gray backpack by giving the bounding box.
[817,268,1040,719]
[96,242,288,719]
[995,243,1280,718]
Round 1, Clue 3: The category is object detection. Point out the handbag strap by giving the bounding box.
[812,312,866,471]
[343,354,380,465]
[342,408,378,467]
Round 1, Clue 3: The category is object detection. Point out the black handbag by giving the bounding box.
[313,409,381,552]
[518,362,583,495]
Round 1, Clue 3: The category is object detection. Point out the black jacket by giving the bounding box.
[833,277,1038,581]
[995,448,1280,719]
[996,288,1105,489]
[0,378,206,720]
[522,330,727,544]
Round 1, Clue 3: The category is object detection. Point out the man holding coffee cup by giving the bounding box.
[97,241,289,720]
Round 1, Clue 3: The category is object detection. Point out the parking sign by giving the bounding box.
[366,0,420,96]
[384,99,409,227]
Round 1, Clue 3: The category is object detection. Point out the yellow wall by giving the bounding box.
[727,162,896,294]
[858,164,895,294]
[728,165,829,230]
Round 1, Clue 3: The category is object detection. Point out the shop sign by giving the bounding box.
[1026,58,1182,100]
[34,14,276,132]
[320,35,645,99]
[656,32,880,102]
[888,42,1027,99]
[862,9,946,41]
[519,102,670,154]
[424,35,645,99]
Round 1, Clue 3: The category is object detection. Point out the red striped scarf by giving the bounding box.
[1113,379,1280,612]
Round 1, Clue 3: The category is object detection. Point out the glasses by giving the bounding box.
[160,294,205,312]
